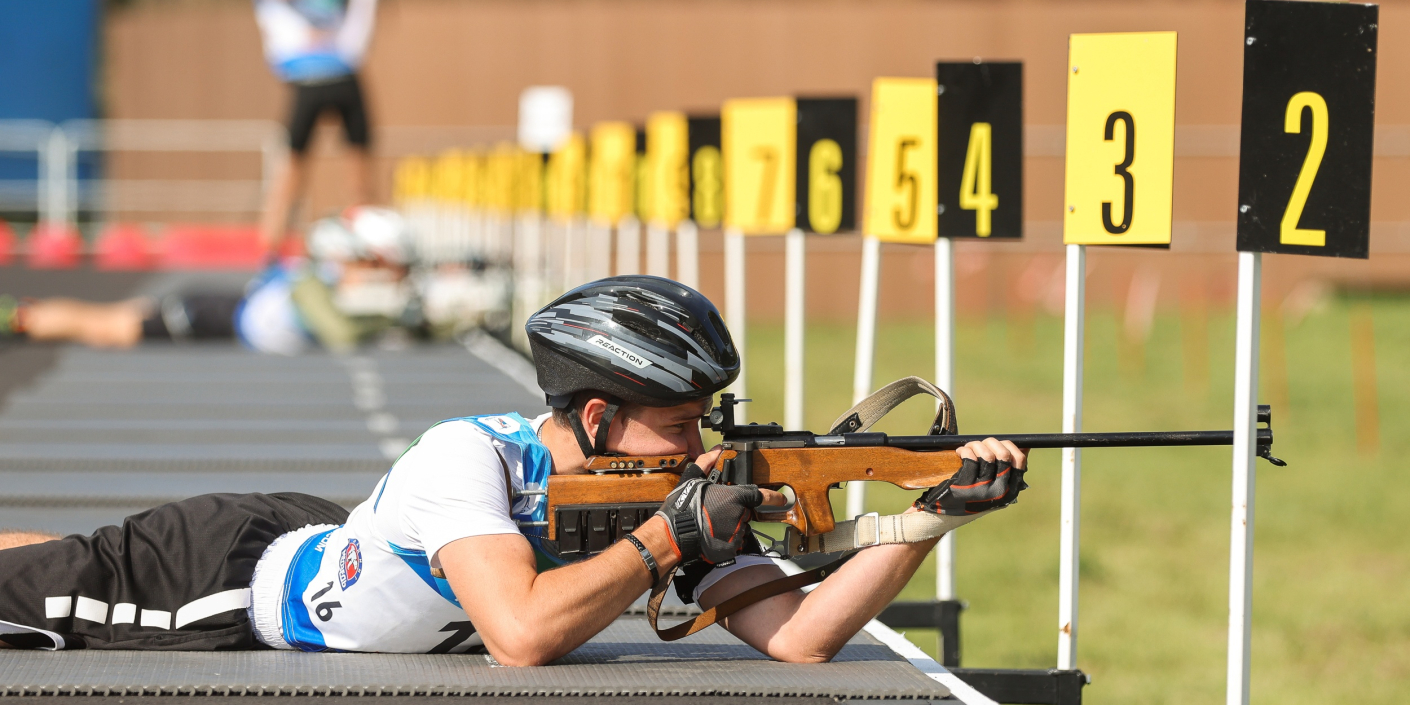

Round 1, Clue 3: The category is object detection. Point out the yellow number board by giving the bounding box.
[647,111,690,228]
[1063,32,1177,246]
[723,97,796,235]
[864,78,937,244]
[589,122,635,225]
[546,133,586,219]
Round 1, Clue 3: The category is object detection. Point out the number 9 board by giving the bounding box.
[1063,32,1177,246]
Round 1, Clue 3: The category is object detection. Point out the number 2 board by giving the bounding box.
[1063,32,1177,246]
[1236,0,1377,259]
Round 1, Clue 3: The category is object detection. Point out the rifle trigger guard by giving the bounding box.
[854,511,881,548]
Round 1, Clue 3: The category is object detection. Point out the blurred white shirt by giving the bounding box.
[254,0,377,83]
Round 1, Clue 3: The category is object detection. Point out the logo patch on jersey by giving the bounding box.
[478,415,521,435]
[587,334,652,369]
[338,539,363,590]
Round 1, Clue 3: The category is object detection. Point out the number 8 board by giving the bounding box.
[1063,32,1177,246]
[1236,0,1377,259]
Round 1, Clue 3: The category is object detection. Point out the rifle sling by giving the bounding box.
[645,556,849,642]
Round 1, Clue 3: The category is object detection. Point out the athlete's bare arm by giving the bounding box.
[439,514,684,666]
[0,531,60,551]
[701,438,1027,663]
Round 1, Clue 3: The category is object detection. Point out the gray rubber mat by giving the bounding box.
[0,340,543,536]
[0,618,950,700]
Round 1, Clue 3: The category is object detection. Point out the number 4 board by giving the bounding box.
[723,97,797,235]
[865,78,938,244]
[1063,32,1178,246]
[937,62,1023,239]
[1236,0,1377,259]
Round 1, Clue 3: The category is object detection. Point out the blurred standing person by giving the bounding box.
[256,0,379,253]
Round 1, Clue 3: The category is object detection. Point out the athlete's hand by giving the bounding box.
[915,438,1029,516]
[656,464,767,566]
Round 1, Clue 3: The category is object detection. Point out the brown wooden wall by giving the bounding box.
[103,0,1406,319]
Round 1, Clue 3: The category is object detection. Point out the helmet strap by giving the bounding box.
[550,393,622,461]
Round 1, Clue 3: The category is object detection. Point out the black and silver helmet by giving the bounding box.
[527,276,740,410]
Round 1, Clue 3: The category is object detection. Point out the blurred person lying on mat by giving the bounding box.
[0,208,429,355]
[0,276,1027,662]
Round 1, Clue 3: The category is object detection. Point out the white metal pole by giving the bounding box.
[676,219,700,289]
[934,236,957,600]
[848,235,882,518]
[1227,250,1261,705]
[784,228,807,430]
[1057,243,1086,670]
[616,216,641,275]
[724,227,748,424]
[42,127,67,227]
[586,221,612,281]
[646,221,671,277]
[561,219,578,292]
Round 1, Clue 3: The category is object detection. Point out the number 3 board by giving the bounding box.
[1236,0,1377,259]
[1063,32,1178,246]
[937,62,1023,240]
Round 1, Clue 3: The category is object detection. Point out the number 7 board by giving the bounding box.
[1236,0,1377,259]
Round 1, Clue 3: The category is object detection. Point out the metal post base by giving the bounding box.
[945,668,1090,705]
[876,599,965,667]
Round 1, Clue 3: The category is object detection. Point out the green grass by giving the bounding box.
[736,295,1409,704]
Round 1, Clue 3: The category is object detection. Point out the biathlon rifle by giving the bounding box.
[534,377,1284,561]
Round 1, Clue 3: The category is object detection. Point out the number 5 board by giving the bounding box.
[1236,0,1377,259]
[865,77,938,244]
[1063,32,1177,246]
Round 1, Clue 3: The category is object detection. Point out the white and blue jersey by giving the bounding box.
[234,264,316,356]
[254,0,378,83]
[248,412,559,653]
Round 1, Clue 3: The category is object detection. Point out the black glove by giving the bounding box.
[656,463,764,566]
[915,456,1028,516]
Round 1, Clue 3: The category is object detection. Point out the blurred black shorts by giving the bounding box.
[0,492,348,650]
[140,293,242,341]
[286,74,371,154]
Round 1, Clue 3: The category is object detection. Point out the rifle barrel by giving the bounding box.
[862,428,1271,450]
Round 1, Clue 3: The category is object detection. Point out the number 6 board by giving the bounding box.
[1063,32,1177,246]
[1236,0,1377,259]
[937,61,1023,239]
[794,97,857,235]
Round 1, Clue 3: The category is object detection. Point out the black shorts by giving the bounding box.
[140,293,242,341]
[287,74,371,154]
[0,493,348,650]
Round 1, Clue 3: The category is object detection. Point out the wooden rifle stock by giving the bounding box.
[541,396,1282,557]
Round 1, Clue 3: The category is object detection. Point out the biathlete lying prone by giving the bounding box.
[0,276,1026,663]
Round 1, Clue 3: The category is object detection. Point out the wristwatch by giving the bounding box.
[622,533,660,586]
